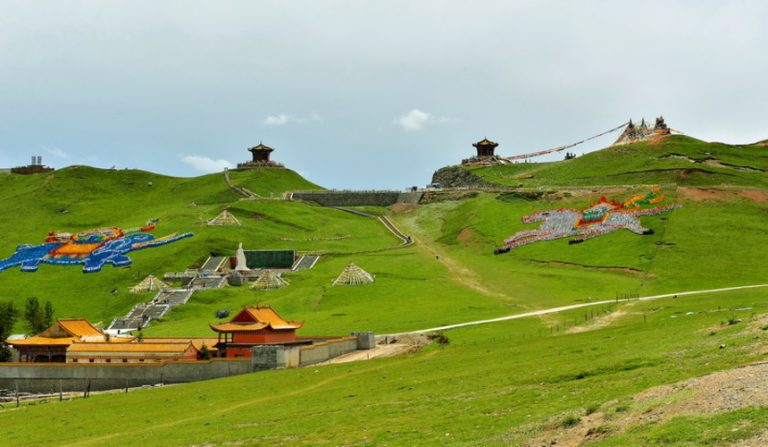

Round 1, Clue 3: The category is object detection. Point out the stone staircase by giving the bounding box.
[293,255,321,271]
[107,256,230,333]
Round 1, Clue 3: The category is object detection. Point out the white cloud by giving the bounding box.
[44,146,69,159]
[262,112,322,126]
[181,155,233,172]
[263,113,291,126]
[395,109,454,131]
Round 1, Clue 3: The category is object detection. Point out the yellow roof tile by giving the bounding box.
[242,306,304,330]
[56,319,103,338]
[210,322,269,333]
[68,342,195,353]
[7,336,78,346]
[141,338,218,351]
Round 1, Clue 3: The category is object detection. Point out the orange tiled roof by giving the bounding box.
[55,319,104,338]
[141,338,219,351]
[242,306,304,330]
[105,337,137,343]
[209,322,269,333]
[7,336,78,347]
[7,319,109,346]
[68,342,195,353]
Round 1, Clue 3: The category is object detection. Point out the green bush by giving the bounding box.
[562,415,581,428]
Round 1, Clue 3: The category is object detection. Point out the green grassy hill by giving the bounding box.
[470,135,768,188]
[0,166,332,331]
[2,137,768,446]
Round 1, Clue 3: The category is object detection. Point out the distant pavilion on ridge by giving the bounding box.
[473,138,499,158]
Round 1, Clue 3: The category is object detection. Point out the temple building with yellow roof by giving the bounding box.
[67,341,199,364]
[0,306,379,393]
[7,319,118,362]
[5,306,371,371]
[6,318,220,364]
[210,305,306,358]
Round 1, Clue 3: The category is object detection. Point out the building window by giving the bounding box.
[122,359,128,363]
[106,359,111,363]
[89,359,94,363]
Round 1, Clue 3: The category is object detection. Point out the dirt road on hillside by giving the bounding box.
[383,283,768,336]
[391,213,515,301]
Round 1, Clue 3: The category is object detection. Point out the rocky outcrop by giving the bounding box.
[420,190,479,204]
[430,166,495,188]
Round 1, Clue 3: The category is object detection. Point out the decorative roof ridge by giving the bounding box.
[248,143,274,152]
[53,318,104,338]
[472,137,499,147]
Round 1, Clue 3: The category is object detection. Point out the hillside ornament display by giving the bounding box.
[495,188,680,254]
[0,221,193,273]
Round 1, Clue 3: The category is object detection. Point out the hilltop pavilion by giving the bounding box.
[237,142,283,168]
[472,138,499,158]
[248,143,274,163]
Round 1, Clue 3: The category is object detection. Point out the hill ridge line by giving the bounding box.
[382,283,768,337]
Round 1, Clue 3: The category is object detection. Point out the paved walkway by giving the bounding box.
[383,284,768,337]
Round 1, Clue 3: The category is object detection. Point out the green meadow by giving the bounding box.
[3,289,767,446]
[1,136,768,445]
[469,136,768,188]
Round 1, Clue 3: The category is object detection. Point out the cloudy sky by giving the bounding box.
[1,1,766,189]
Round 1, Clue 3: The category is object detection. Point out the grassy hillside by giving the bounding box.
[2,136,768,446]
[470,136,768,188]
[0,167,518,336]
[226,168,322,196]
[0,166,352,332]
[393,188,768,302]
[4,288,768,446]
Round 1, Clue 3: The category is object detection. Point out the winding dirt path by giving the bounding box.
[392,213,514,300]
[383,283,768,337]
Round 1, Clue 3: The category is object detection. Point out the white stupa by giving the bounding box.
[235,242,250,272]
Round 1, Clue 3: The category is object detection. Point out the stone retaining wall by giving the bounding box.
[299,336,358,366]
[292,191,422,207]
[0,359,252,393]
